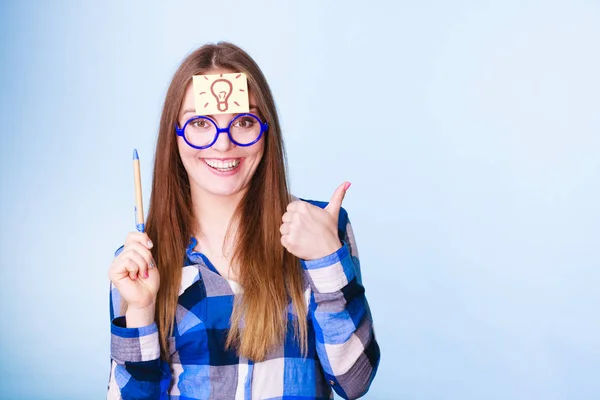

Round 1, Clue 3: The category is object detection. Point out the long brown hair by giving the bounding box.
[144,42,307,361]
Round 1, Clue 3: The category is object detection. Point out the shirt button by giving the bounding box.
[329,380,336,385]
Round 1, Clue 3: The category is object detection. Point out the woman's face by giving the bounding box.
[177,71,265,198]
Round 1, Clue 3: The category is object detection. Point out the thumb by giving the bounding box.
[325,182,351,217]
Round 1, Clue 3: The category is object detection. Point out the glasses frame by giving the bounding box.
[175,113,268,150]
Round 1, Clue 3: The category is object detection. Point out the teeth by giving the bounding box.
[205,159,240,169]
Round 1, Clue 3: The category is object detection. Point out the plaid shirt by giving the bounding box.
[107,200,380,399]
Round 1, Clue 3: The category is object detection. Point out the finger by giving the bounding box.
[123,242,155,269]
[281,212,293,223]
[324,182,351,216]
[118,251,147,280]
[124,231,154,250]
[120,257,140,281]
[110,252,137,278]
[279,222,291,235]
[125,250,151,279]
[110,252,143,282]
[280,234,290,250]
[286,200,307,213]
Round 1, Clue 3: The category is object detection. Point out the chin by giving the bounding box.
[197,177,247,197]
[207,186,244,197]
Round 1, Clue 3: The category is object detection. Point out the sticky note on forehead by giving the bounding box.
[192,73,249,116]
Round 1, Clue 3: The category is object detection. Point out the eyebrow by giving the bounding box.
[180,105,259,119]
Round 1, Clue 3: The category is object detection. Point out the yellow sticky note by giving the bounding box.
[192,73,250,115]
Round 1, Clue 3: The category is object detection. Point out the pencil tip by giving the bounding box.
[133,149,139,160]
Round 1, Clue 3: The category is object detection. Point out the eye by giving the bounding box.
[233,117,256,128]
[190,119,210,129]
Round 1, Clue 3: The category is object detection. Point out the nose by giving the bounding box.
[211,130,235,152]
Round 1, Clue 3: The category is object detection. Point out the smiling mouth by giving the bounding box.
[203,158,241,172]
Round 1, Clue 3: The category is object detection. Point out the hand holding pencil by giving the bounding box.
[107,149,160,327]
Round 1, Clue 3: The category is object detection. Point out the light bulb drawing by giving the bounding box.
[193,72,249,116]
[210,79,233,112]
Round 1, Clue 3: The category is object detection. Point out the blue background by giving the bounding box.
[1,1,599,399]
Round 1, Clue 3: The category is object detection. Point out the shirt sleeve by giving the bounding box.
[301,214,381,399]
[107,250,172,399]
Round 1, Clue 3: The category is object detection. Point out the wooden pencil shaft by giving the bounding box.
[133,160,144,224]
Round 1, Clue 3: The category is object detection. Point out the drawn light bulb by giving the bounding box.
[210,79,233,112]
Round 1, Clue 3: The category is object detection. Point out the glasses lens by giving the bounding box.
[230,114,262,145]
[184,117,217,147]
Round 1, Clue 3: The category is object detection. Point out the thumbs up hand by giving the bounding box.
[280,182,351,261]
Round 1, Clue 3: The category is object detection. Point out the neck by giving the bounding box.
[191,185,245,254]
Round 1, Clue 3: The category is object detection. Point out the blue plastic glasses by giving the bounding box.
[175,113,268,149]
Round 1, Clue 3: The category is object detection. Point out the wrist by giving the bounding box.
[324,239,343,257]
[125,303,156,328]
[306,240,343,261]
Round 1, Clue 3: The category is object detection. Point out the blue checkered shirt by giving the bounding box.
[107,201,380,399]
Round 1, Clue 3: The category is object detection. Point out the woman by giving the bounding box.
[107,42,379,399]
